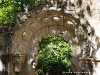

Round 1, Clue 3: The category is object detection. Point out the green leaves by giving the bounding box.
[0,0,41,23]
[36,35,71,75]
[0,0,14,23]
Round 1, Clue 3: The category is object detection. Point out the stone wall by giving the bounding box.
[0,0,100,75]
[0,23,14,75]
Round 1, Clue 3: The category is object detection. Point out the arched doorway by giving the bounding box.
[35,35,76,75]
[36,35,72,75]
[9,1,95,74]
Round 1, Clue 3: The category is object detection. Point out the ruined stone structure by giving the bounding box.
[0,0,100,75]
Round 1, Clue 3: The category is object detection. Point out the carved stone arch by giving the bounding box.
[11,9,85,75]
[10,1,96,74]
[11,10,80,53]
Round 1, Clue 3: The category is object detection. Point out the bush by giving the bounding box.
[35,36,71,75]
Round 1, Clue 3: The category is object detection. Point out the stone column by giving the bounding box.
[8,55,15,75]
[28,38,39,75]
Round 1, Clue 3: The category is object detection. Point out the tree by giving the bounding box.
[0,0,40,23]
[35,36,71,75]
[0,0,14,23]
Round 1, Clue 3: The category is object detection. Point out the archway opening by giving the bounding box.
[35,35,74,75]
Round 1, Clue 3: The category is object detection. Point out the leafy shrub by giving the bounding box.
[36,36,71,75]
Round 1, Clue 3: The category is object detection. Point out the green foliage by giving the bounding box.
[36,36,71,75]
[0,0,41,23]
[0,0,14,23]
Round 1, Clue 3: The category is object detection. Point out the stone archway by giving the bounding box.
[10,10,94,75]
[9,1,97,75]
